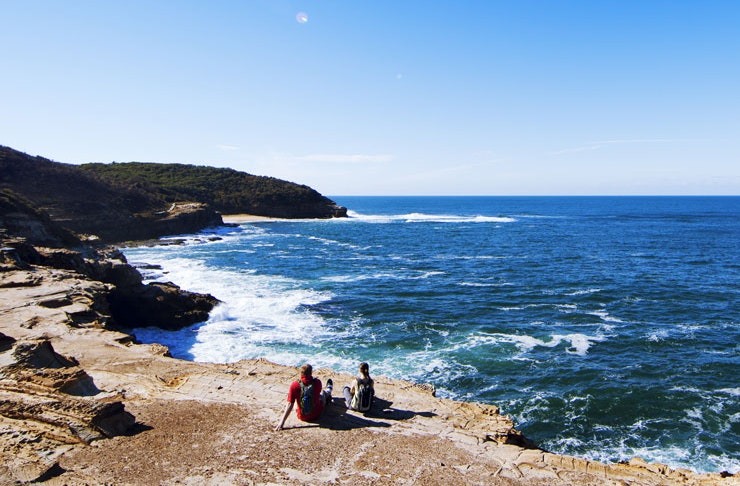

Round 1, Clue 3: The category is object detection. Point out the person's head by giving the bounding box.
[359,362,369,377]
[300,364,313,378]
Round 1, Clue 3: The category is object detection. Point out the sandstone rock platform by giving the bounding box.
[1,261,736,485]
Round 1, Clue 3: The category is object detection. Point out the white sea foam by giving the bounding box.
[555,304,578,312]
[392,351,479,386]
[458,281,512,287]
[498,303,545,311]
[306,235,365,250]
[347,210,516,224]
[579,441,740,475]
[121,252,339,364]
[587,309,624,323]
[647,329,670,342]
[565,288,602,296]
[513,214,567,220]
[320,271,415,283]
[466,331,605,356]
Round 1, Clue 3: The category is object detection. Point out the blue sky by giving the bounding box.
[2,1,739,195]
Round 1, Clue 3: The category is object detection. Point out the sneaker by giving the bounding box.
[326,379,334,394]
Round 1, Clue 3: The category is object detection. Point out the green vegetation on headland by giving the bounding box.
[0,145,346,243]
[80,162,347,219]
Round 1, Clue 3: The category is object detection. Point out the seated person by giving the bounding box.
[275,363,333,430]
[343,362,374,412]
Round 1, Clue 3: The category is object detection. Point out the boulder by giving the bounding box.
[108,281,219,330]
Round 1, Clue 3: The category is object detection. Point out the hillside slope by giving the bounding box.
[0,146,345,242]
[80,162,347,219]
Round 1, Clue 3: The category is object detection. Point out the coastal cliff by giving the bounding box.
[80,161,348,220]
[0,145,346,243]
[0,233,734,484]
[0,145,735,484]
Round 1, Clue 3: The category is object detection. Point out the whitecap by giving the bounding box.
[647,329,669,342]
[412,271,446,279]
[565,288,602,296]
[459,281,512,287]
[587,309,625,323]
[555,304,578,313]
[465,331,605,356]
[306,235,363,250]
[347,210,516,224]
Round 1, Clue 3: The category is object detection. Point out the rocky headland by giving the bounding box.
[0,146,736,484]
[0,145,346,243]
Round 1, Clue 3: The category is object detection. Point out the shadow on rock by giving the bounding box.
[121,422,154,437]
[366,397,437,421]
[306,396,438,431]
[319,401,392,430]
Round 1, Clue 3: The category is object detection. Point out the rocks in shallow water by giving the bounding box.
[109,281,219,330]
[1,232,219,332]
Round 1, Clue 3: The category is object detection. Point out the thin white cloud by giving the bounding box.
[551,138,707,155]
[216,144,240,152]
[289,153,394,164]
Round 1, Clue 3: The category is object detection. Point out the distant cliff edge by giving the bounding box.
[0,145,347,243]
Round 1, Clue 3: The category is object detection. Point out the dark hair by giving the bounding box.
[359,362,369,378]
[300,364,313,377]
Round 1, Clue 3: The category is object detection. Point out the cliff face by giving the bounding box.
[0,195,223,481]
[0,189,82,248]
[0,193,219,332]
[0,146,224,243]
[80,161,348,219]
[1,145,347,244]
[0,150,734,485]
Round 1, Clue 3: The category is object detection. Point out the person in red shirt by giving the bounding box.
[275,363,333,430]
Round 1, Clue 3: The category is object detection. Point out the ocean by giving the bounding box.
[121,196,739,474]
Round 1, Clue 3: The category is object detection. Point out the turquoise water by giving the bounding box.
[123,196,740,473]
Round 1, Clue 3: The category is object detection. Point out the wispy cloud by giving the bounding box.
[551,138,707,155]
[216,144,240,152]
[287,153,394,164]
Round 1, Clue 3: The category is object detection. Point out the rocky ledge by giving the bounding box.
[0,239,735,484]
[0,162,735,485]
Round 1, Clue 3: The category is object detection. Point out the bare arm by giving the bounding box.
[275,401,294,431]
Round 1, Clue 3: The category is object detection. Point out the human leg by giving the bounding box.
[343,386,352,409]
[321,379,333,407]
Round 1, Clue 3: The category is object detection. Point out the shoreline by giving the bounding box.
[0,221,734,483]
[0,256,734,483]
[130,216,737,478]
[221,213,279,223]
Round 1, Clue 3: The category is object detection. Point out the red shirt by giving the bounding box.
[287,376,324,422]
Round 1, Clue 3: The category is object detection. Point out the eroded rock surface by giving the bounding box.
[0,337,135,483]
[1,260,735,485]
[0,185,734,484]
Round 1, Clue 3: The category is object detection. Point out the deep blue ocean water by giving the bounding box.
[122,196,739,473]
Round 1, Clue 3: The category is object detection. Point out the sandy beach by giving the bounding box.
[222,214,278,224]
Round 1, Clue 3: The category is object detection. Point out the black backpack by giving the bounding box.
[298,379,315,415]
[355,379,373,412]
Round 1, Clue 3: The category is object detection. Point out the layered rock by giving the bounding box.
[0,145,734,484]
[0,187,224,482]
[0,338,136,483]
[0,237,734,484]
